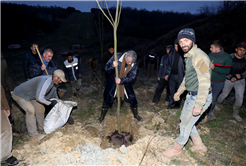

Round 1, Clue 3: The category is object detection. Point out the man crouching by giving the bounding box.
[98,50,142,123]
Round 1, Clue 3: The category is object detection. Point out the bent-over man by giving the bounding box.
[98,50,142,122]
[11,70,66,141]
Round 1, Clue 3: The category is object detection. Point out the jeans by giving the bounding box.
[176,93,212,145]
[207,81,224,117]
[217,79,245,107]
[152,78,169,103]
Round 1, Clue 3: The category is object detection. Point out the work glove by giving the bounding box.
[50,100,57,107]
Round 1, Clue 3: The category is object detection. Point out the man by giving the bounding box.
[11,69,66,141]
[23,42,39,80]
[29,48,57,78]
[150,45,172,105]
[205,40,232,121]
[63,52,82,96]
[147,49,157,79]
[165,39,185,109]
[73,51,81,65]
[98,50,142,122]
[101,45,114,85]
[1,55,15,125]
[88,58,98,82]
[216,41,246,121]
[163,28,212,158]
[1,85,19,165]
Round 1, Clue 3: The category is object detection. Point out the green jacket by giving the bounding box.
[208,52,232,82]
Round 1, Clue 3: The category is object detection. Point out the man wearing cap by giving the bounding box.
[11,69,66,141]
[163,28,212,158]
[150,45,172,105]
[215,42,246,121]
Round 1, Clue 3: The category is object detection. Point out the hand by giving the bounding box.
[157,77,160,81]
[236,74,241,79]
[50,100,57,107]
[112,61,118,67]
[27,78,30,81]
[211,62,215,70]
[164,75,168,81]
[174,91,180,101]
[192,107,201,116]
[231,77,237,82]
[115,78,121,84]
[5,110,10,117]
[41,64,46,70]
[10,91,13,95]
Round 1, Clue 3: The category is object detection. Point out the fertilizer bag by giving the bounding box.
[44,99,77,134]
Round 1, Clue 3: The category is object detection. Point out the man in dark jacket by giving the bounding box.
[165,39,185,109]
[23,43,39,80]
[63,52,82,96]
[11,70,66,141]
[147,49,157,79]
[1,85,19,165]
[98,50,142,123]
[150,45,173,105]
[101,45,114,85]
[29,48,57,78]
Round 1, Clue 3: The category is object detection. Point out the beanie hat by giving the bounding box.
[166,45,173,50]
[237,41,246,48]
[178,28,196,43]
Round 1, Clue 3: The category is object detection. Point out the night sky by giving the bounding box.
[3,1,221,14]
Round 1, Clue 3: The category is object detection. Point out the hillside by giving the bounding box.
[134,4,246,61]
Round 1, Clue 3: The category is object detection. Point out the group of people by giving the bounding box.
[1,27,246,165]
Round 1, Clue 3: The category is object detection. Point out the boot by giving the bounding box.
[233,105,242,121]
[214,101,221,111]
[163,142,183,158]
[131,107,142,121]
[98,107,108,123]
[190,135,207,152]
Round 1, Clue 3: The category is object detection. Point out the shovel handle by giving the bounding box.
[35,46,49,76]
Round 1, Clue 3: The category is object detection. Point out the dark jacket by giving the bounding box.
[101,51,113,72]
[103,53,138,107]
[63,58,82,81]
[165,48,185,83]
[158,54,169,79]
[147,53,157,65]
[1,56,14,92]
[29,59,57,78]
[23,51,39,79]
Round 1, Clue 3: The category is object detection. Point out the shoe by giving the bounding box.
[233,105,242,121]
[149,102,156,106]
[163,142,183,158]
[5,156,19,165]
[73,93,77,97]
[214,102,221,111]
[131,107,142,121]
[67,116,74,125]
[31,133,45,141]
[98,107,108,123]
[190,135,207,152]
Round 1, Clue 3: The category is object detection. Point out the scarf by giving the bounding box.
[118,54,131,101]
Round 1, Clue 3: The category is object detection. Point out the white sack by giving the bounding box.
[43,99,77,134]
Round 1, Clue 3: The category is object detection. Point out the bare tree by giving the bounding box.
[96,0,122,134]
